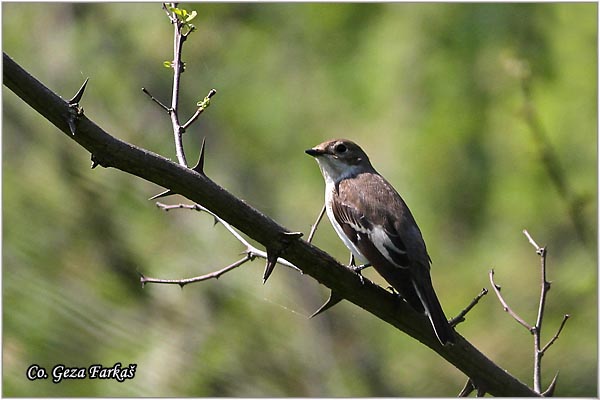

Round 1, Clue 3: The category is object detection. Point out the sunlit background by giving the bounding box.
[3,3,597,396]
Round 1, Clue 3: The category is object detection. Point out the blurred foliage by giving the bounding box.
[2,3,597,397]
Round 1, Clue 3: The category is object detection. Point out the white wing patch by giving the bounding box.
[369,226,409,269]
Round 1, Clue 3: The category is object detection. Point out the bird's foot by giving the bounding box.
[349,263,371,285]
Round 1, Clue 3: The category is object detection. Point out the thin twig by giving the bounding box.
[489,269,533,331]
[523,229,552,394]
[182,88,217,130]
[523,229,541,252]
[540,314,570,354]
[307,204,326,243]
[169,8,187,167]
[140,255,251,287]
[141,255,250,287]
[450,287,488,327]
[142,87,170,112]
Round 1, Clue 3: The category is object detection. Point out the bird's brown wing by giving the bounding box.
[333,173,455,345]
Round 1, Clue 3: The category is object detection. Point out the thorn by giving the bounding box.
[262,231,303,284]
[67,116,78,136]
[91,155,99,169]
[309,291,343,318]
[542,371,559,397]
[149,189,174,200]
[262,249,279,283]
[282,231,303,241]
[138,271,146,288]
[191,137,206,175]
[458,379,476,397]
[68,77,90,105]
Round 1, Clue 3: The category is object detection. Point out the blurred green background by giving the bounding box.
[3,3,597,397]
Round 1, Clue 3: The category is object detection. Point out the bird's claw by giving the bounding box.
[349,263,371,285]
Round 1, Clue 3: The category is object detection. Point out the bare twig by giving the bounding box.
[524,229,551,394]
[142,87,169,112]
[540,314,570,354]
[490,230,570,394]
[523,229,541,252]
[140,254,251,288]
[450,287,488,327]
[307,204,326,243]
[489,269,533,331]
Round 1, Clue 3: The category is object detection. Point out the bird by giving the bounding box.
[305,138,455,345]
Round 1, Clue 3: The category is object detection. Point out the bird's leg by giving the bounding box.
[348,253,355,267]
[347,254,371,284]
[351,263,372,273]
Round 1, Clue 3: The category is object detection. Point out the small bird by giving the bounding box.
[306,139,455,345]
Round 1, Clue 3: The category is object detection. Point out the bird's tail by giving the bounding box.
[413,279,455,346]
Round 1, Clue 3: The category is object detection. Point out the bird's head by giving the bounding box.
[305,139,373,184]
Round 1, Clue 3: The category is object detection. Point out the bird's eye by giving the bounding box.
[335,143,347,153]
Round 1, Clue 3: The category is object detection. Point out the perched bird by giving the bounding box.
[306,139,455,345]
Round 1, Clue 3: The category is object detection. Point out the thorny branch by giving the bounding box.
[489,229,569,395]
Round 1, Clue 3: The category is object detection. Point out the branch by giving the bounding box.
[307,204,326,243]
[140,255,252,288]
[522,229,569,394]
[3,52,539,397]
[182,88,217,130]
[489,269,533,331]
[540,314,570,355]
[490,229,570,395]
[167,3,188,166]
[449,287,488,327]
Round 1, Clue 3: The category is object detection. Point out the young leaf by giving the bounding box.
[185,10,197,22]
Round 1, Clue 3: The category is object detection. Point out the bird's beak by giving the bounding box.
[305,147,323,157]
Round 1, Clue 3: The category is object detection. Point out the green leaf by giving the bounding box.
[185,10,197,22]
[196,95,212,109]
[169,6,183,17]
[163,60,172,68]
